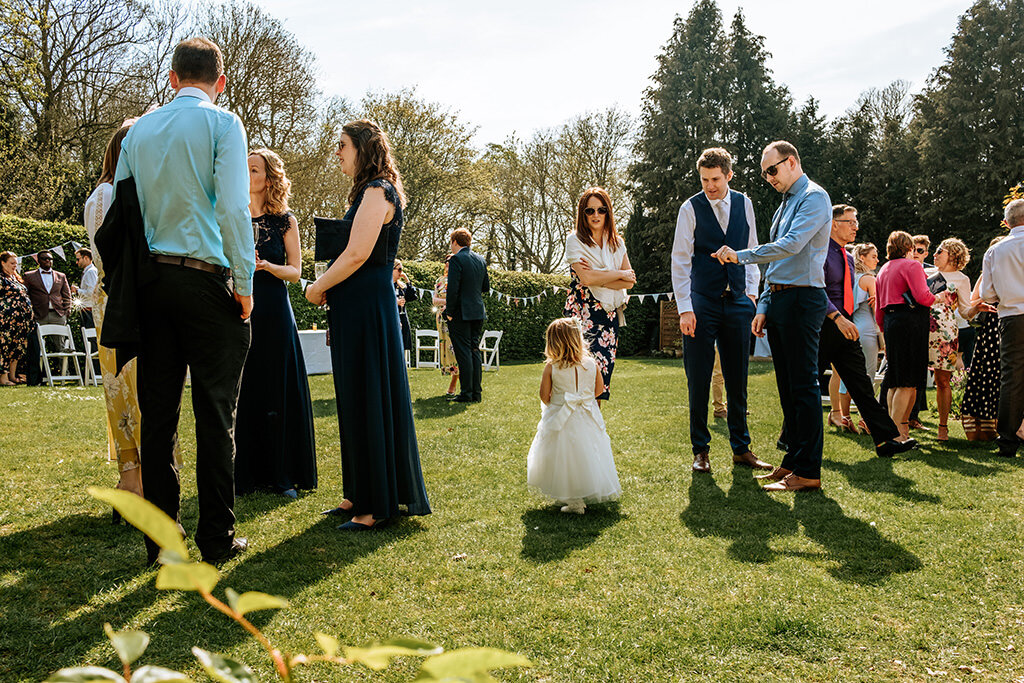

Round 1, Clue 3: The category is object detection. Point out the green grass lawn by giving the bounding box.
[2,358,1023,682]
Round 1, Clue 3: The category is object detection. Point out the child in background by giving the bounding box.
[527,317,620,514]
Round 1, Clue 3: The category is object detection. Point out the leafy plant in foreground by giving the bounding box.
[46,487,530,683]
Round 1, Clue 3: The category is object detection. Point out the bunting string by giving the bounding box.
[13,240,84,267]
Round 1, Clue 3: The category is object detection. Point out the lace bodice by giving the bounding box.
[253,212,293,266]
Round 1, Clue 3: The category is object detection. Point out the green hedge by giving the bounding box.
[3,215,665,360]
[288,257,664,361]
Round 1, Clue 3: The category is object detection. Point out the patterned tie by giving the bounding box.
[715,200,728,232]
[842,251,854,315]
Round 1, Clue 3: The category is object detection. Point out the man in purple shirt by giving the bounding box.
[817,204,915,458]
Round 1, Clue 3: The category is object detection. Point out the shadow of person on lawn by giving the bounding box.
[681,468,798,564]
[680,471,922,585]
[520,504,623,563]
[823,455,941,505]
[1,511,422,681]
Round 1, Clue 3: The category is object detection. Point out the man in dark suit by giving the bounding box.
[23,251,72,385]
[445,228,489,403]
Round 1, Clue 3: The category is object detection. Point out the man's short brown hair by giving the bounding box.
[763,140,801,165]
[696,147,732,174]
[450,228,472,248]
[887,230,914,260]
[912,234,930,248]
[172,37,224,85]
[75,247,92,259]
[832,204,857,220]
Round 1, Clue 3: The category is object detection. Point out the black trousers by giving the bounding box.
[818,317,900,444]
[767,287,828,479]
[683,291,755,455]
[138,263,250,560]
[997,314,1024,456]
[448,318,483,400]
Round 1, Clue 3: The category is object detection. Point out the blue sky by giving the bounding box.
[252,0,972,144]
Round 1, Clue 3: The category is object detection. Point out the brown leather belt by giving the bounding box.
[152,254,229,277]
[768,283,811,293]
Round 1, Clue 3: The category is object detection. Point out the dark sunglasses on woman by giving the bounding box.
[583,207,608,216]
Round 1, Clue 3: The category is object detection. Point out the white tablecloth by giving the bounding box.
[298,329,332,375]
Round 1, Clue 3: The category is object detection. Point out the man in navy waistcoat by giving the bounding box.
[671,148,772,474]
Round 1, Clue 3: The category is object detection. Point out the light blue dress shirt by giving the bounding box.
[114,87,255,296]
[735,174,832,315]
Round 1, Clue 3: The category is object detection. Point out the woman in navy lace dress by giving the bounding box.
[305,120,431,529]
[234,148,317,498]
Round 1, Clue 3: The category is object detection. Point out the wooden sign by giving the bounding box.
[659,301,681,351]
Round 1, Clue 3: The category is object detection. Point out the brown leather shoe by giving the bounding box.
[754,466,791,481]
[713,408,728,419]
[692,451,711,473]
[762,473,821,492]
[733,451,774,470]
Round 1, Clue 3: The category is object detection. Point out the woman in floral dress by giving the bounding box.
[433,255,459,397]
[925,238,982,441]
[0,252,33,385]
[563,187,635,402]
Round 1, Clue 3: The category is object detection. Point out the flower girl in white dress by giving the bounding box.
[527,317,621,514]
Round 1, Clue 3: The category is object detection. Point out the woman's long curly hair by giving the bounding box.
[343,119,406,208]
[249,147,291,216]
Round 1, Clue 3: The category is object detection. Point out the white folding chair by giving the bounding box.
[415,329,440,369]
[81,327,102,386]
[479,330,503,371]
[37,324,86,386]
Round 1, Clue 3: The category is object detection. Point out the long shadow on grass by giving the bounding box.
[823,456,941,505]
[412,396,468,419]
[899,442,1015,478]
[680,472,922,584]
[681,469,798,564]
[2,513,422,680]
[311,398,336,418]
[520,504,623,563]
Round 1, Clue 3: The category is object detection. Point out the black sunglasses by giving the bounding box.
[583,207,608,216]
[760,156,792,179]
[38,257,52,262]
[915,247,928,254]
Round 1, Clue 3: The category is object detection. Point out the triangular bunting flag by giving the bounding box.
[52,245,65,260]
[71,241,83,251]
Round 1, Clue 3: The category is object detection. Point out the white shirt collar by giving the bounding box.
[175,86,212,103]
[1009,224,1024,236]
[707,189,731,207]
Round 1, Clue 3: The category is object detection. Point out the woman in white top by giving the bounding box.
[563,187,635,402]
[85,122,146,504]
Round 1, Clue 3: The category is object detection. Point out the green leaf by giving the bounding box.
[415,648,531,681]
[191,648,256,683]
[129,666,194,683]
[156,562,219,593]
[45,667,127,683]
[314,632,339,658]
[103,623,150,666]
[345,638,443,670]
[88,487,188,559]
[233,590,289,615]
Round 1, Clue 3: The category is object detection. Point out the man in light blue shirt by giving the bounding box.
[713,141,832,492]
[114,37,253,565]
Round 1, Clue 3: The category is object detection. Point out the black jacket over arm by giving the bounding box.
[446,246,489,322]
[94,176,157,373]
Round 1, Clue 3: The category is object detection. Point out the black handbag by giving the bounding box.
[902,272,947,307]
[313,216,390,265]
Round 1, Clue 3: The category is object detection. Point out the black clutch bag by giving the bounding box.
[313,216,389,265]
[901,272,947,307]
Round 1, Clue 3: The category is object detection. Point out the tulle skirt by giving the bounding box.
[526,398,620,503]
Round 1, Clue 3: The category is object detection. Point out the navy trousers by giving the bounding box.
[766,287,828,479]
[683,291,756,455]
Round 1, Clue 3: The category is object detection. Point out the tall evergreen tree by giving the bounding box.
[914,0,1024,269]
[626,0,727,292]
[790,97,828,182]
[721,9,792,235]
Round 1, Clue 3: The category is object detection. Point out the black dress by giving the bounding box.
[394,281,418,350]
[234,212,318,494]
[326,180,431,519]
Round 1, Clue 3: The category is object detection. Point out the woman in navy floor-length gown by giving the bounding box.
[234,148,317,498]
[305,119,430,529]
